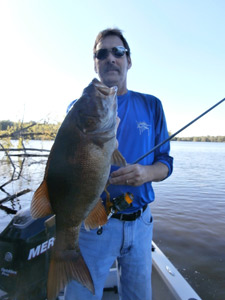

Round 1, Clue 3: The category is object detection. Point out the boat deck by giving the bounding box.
[57,242,202,300]
[0,242,202,300]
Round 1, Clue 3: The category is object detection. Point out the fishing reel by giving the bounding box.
[97,192,134,235]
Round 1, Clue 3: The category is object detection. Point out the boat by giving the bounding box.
[0,208,202,300]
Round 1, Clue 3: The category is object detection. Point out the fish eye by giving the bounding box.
[77,110,98,133]
[85,118,95,127]
[82,117,98,132]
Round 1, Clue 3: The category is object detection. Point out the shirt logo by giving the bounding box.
[137,121,151,136]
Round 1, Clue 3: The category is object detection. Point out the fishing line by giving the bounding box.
[132,98,225,164]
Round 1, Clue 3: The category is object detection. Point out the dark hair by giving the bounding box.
[93,28,131,58]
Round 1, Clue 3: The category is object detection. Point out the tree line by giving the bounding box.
[0,120,60,142]
[0,120,224,142]
[172,135,225,142]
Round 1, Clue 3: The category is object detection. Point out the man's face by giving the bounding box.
[94,35,132,95]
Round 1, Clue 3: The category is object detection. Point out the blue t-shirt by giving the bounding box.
[67,90,173,213]
[105,90,173,212]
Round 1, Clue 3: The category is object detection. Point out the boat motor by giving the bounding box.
[0,208,55,300]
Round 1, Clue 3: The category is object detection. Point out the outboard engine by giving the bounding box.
[0,208,55,300]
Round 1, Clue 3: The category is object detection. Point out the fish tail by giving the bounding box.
[47,252,94,300]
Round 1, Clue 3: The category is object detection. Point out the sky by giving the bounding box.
[0,0,224,137]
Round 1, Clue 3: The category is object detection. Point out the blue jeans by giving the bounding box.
[64,205,153,300]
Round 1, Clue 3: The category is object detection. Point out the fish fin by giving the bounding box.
[104,185,112,215]
[111,149,127,167]
[84,199,107,230]
[47,252,94,300]
[30,180,53,218]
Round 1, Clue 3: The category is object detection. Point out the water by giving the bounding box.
[0,141,225,299]
[0,140,53,229]
[151,141,225,300]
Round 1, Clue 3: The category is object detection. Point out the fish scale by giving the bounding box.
[30,78,127,300]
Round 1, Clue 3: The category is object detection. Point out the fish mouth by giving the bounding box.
[76,79,118,138]
[92,78,118,96]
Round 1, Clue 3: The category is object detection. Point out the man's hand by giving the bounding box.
[109,162,169,186]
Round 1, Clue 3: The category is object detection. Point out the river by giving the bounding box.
[0,141,225,300]
[151,141,225,300]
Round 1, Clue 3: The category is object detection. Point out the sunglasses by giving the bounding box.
[94,46,128,60]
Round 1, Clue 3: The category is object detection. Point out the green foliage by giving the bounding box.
[171,135,225,142]
[0,120,61,141]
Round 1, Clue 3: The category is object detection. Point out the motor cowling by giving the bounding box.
[0,208,55,300]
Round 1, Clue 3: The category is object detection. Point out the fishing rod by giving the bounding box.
[132,98,225,164]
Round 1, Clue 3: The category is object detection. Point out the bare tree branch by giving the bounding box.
[0,123,52,215]
[0,204,17,214]
[0,143,16,189]
[8,154,49,157]
[0,189,31,205]
[0,122,37,139]
[0,148,50,152]
[0,132,54,139]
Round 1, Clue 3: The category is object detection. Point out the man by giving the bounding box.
[65,28,173,300]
